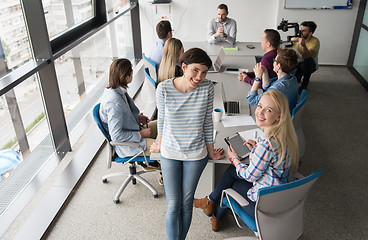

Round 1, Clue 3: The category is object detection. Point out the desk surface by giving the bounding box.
[183,41,264,57]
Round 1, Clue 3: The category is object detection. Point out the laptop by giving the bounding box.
[208,48,226,72]
[221,83,240,115]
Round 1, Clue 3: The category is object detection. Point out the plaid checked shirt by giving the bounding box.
[235,136,292,202]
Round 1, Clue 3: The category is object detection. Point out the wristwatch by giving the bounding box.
[254,77,261,82]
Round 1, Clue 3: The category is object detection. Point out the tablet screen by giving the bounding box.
[226,133,250,159]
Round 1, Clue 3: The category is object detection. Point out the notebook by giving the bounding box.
[208,48,226,72]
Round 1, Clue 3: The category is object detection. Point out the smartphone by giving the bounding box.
[226,67,239,72]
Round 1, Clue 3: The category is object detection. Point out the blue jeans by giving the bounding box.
[208,165,255,220]
[160,155,208,240]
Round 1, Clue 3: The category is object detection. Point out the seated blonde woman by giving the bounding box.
[157,38,184,83]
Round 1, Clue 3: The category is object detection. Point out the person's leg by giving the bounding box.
[143,138,155,156]
[208,165,241,202]
[180,157,208,239]
[300,58,316,90]
[160,156,183,240]
[214,179,254,220]
[147,120,157,138]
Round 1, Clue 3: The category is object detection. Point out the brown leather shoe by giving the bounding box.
[211,216,221,232]
[193,196,215,216]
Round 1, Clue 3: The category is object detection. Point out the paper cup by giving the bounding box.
[213,108,223,122]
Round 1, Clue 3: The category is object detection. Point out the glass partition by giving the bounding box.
[353,28,368,83]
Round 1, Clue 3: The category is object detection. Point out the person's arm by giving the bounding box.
[236,138,272,182]
[246,63,265,105]
[261,69,270,89]
[207,19,217,44]
[204,82,225,160]
[150,135,162,152]
[107,101,141,143]
[225,20,237,44]
[156,83,165,142]
[298,37,315,59]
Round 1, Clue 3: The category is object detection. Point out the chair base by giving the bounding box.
[102,164,158,203]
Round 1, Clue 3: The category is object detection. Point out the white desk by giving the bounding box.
[195,55,259,197]
[183,41,264,57]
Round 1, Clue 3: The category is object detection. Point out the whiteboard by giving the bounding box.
[284,0,352,9]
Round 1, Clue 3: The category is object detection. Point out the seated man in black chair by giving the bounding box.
[292,21,320,93]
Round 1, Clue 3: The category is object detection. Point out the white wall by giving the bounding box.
[139,0,360,65]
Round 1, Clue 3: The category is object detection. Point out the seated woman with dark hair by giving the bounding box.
[99,58,161,177]
[247,48,299,113]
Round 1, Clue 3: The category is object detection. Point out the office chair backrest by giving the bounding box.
[143,53,158,82]
[292,89,308,117]
[255,168,322,240]
[141,67,157,120]
[93,103,114,168]
[292,89,308,158]
[144,67,157,88]
[93,103,110,141]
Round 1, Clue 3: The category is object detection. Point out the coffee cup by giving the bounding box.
[213,108,223,122]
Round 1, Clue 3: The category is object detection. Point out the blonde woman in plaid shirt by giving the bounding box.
[193,90,299,232]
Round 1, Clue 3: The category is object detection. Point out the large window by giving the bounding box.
[43,0,94,38]
[0,0,139,236]
[0,1,32,78]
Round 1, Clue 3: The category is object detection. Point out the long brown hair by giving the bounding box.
[107,58,132,89]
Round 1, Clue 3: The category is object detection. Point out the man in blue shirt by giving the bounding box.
[149,20,172,66]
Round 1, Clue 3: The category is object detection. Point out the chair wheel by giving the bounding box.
[113,199,120,204]
[132,179,137,185]
[102,179,107,183]
[153,194,158,198]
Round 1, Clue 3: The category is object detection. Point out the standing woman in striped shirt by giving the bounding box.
[150,48,225,240]
[193,90,299,232]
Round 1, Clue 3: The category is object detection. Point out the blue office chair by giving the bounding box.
[144,67,157,88]
[92,103,158,204]
[142,53,158,82]
[292,89,308,158]
[140,67,157,120]
[220,169,322,240]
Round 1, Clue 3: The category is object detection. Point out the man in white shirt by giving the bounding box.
[207,4,237,44]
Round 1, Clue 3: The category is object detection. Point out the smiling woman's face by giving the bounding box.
[255,94,281,130]
[182,63,209,89]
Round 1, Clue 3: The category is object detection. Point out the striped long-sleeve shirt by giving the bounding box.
[235,136,292,202]
[156,78,214,161]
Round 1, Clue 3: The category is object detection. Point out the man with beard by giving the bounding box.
[292,21,320,93]
[207,4,237,44]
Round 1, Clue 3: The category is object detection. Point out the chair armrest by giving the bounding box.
[222,188,249,207]
[295,172,305,180]
[110,141,142,148]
